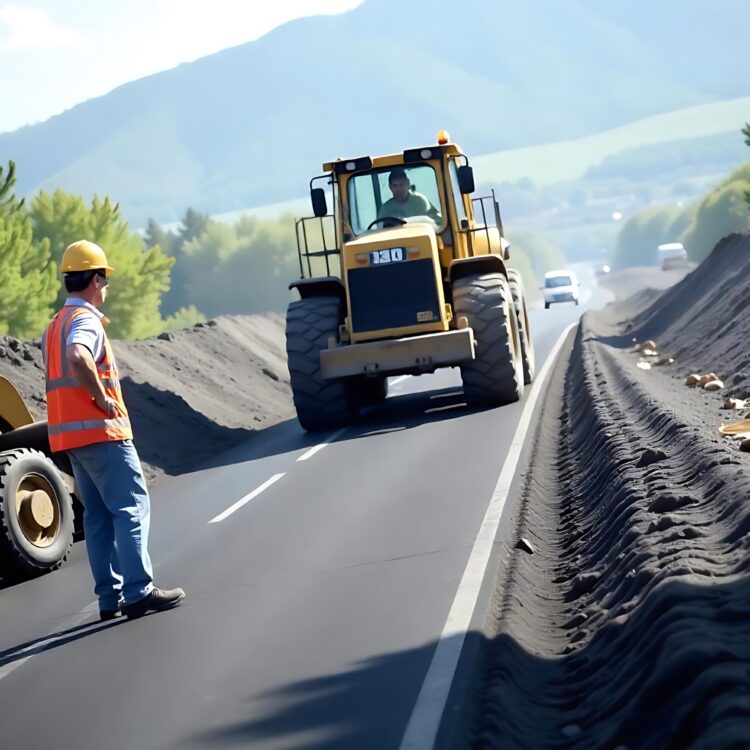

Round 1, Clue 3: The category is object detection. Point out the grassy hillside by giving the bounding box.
[474,97,750,185]
[1,0,749,225]
[214,99,750,224]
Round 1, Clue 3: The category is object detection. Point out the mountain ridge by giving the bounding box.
[2,0,748,224]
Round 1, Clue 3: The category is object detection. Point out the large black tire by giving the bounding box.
[286,296,358,431]
[0,448,74,578]
[507,268,536,385]
[452,272,524,406]
[357,376,389,406]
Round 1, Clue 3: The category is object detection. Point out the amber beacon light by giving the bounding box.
[436,129,451,145]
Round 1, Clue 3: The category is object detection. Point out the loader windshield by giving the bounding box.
[347,164,444,234]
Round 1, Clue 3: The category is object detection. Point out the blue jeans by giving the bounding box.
[68,440,154,609]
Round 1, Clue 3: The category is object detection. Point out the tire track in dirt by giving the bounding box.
[465,310,750,749]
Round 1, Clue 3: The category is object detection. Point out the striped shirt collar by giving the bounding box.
[64,297,105,320]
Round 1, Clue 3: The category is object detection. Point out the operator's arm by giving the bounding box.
[67,343,116,417]
[413,193,440,221]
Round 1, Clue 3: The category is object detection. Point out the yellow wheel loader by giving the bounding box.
[286,132,535,431]
[0,376,77,578]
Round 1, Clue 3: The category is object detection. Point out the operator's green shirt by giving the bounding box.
[378,192,440,221]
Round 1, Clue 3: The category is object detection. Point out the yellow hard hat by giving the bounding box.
[61,240,115,275]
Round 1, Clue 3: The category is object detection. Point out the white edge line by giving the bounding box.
[208,473,285,524]
[390,375,409,387]
[398,322,577,750]
[296,427,346,462]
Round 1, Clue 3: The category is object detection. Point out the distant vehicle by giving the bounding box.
[594,263,611,277]
[658,243,689,271]
[542,270,579,309]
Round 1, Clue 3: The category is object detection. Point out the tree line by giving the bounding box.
[611,125,750,269]
[0,161,202,339]
[1,160,564,341]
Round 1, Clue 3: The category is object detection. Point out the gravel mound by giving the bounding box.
[626,231,750,394]
[0,315,292,481]
[465,235,750,748]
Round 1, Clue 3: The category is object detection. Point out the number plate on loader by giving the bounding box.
[369,247,405,265]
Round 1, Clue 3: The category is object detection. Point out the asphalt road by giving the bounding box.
[0,268,613,750]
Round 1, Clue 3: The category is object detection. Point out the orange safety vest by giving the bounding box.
[43,305,133,452]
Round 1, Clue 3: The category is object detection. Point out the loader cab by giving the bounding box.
[347,164,444,234]
[298,136,508,283]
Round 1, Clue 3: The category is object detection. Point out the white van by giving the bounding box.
[543,270,579,309]
[658,243,689,271]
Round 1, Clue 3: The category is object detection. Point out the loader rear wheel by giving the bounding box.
[452,272,523,406]
[0,448,74,578]
[286,296,358,431]
[507,268,535,385]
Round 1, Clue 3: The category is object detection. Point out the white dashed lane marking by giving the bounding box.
[208,473,286,524]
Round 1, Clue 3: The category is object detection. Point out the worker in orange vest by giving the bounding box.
[43,240,185,621]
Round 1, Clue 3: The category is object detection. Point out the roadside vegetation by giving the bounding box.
[0,159,564,340]
[611,125,750,269]
[5,120,748,340]
[0,161,202,339]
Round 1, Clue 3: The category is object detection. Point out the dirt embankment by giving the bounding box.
[0,315,293,482]
[466,233,750,748]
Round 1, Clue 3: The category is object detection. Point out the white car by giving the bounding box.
[542,270,579,309]
[658,243,689,271]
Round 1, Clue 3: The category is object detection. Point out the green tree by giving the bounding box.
[145,218,178,256]
[30,190,182,339]
[0,161,24,216]
[680,162,750,261]
[0,215,59,338]
[612,205,686,269]
[176,214,299,316]
[146,207,211,316]
[0,162,59,337]
[162,305,205,332]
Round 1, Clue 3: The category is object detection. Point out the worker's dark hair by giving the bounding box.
[64,270,98,293]
[388,168,409,184]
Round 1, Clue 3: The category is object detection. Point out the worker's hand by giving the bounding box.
[95,393,117,418]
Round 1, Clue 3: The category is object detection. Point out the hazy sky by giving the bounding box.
[1,1,362,134]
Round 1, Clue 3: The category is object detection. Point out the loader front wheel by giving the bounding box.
[0,448,74,578]
[286,296,358,431]
[452,272,524,406]
[507,268,535,385]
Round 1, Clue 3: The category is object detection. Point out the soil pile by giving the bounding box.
[0,315,293,481]
[627,231,750,394]
[466,234,750,748]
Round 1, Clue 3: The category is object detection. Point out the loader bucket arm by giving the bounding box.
[0,376,34,431]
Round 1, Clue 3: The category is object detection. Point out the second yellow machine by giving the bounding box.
[286,132,535,431]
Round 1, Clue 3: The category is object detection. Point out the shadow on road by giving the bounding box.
[0,617,123,672]
[186,575,750,749]
[164,383,482,478]
[121,377,479,481]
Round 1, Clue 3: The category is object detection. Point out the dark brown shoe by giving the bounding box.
[125,587,185,619]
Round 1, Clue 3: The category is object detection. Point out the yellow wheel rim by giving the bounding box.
[15,474,61,548]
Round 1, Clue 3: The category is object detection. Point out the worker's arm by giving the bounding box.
[66,343,116,418]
